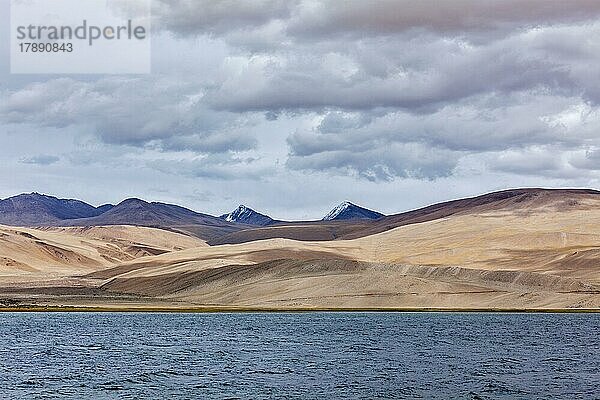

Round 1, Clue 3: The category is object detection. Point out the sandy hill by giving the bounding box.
[98,198,600,309]
[0,188,598,310]
[0,225,205,284]
[342,188,600,239]
[210,188,600,245]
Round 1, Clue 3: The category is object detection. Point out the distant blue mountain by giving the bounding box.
[0,193,243,241]
[60,197,233,228]
[0,193,111,225]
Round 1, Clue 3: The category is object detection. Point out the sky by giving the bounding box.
[1,0,600,220]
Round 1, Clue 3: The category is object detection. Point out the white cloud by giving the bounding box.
[2,0,600,217]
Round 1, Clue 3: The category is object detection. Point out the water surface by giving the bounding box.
[0,312,597,399]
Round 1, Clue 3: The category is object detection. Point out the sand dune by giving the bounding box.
[0,225,205,284]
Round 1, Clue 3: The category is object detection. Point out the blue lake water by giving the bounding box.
[0,312,597,399]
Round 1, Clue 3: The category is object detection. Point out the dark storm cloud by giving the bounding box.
[152,1,600,120]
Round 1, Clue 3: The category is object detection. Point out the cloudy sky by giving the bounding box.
[2,0,600,219]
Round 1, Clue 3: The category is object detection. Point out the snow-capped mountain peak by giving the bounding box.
[322,201,384,221]
[322,201,353,220]
[220,205,274,226]
[223,205,251,222]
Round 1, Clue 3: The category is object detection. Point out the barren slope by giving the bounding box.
[76,195,600,309]
[211,188,600,245]
[1,189,599,310]
[0,225,205,284]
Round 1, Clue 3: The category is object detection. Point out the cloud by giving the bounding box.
[569,148,600,171]
[286,92,600,181]
[0,77,258,154]
[155,0,295,36]
[287,140,460,181]
[156,0,600,40]
[204,22,600,114]
[3,0,600,214]
[147,152,274,180]
[287,0,600,39]
[485,147,573,178]
[19,155,60,165]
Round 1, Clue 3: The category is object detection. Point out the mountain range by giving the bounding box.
[1,188,599,244]
[0,193,385,230]
[0,193,113,225]
[0,187,599,310]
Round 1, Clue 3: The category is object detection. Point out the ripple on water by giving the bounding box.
[0,312,597,399]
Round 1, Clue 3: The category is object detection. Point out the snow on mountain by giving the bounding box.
[220,205,274,226]
[322,201,384,221]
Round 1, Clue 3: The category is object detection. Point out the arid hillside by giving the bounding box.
[0,189,599,310]
[210,188,600,245]
[0,225,205,284]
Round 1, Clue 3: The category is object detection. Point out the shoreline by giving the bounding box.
[0,306,598,313]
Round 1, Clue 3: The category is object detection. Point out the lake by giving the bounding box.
[0,312,597,399]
